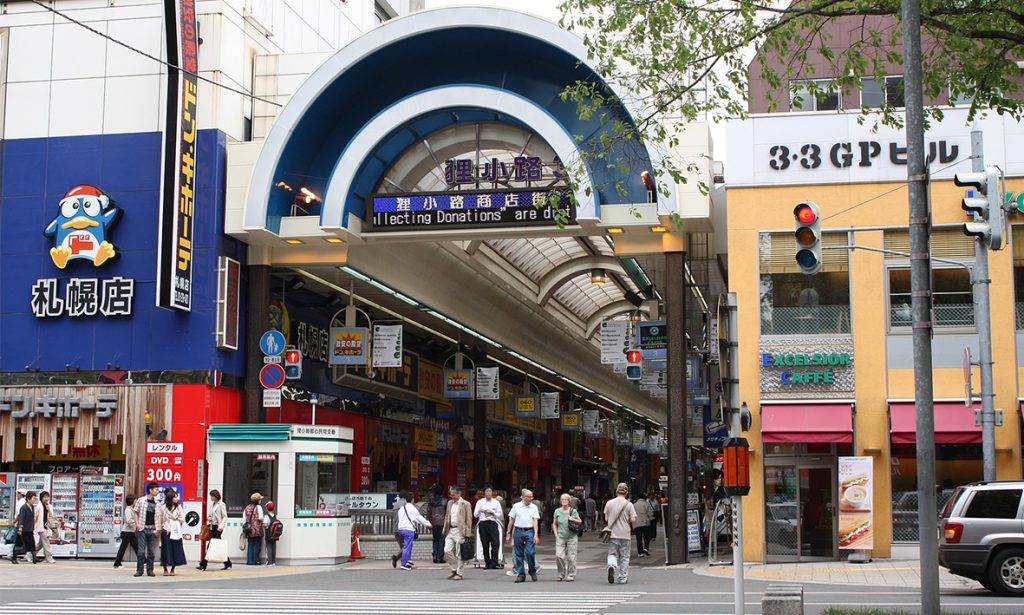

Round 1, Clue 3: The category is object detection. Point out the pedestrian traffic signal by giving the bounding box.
[626,349,642,381]
[955,166,1003,250]
[793,201,821,275]
[284,346,302,380]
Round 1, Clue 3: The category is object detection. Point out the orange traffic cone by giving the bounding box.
[348,527,365,561]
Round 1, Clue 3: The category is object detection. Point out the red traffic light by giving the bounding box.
[285,350,300,363]
[795,204,817,224]
[626,350,642,364]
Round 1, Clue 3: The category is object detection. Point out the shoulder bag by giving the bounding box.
[600,501,626,544]
[566,508,584,538]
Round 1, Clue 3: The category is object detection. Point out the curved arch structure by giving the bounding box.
[537,256,627,307]
[242,7,675,238]
[585,301,650,340]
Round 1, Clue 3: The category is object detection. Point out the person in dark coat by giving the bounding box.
[11,491,38,564]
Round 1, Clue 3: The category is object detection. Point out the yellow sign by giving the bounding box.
[418,359,446,403]
[561,412,580,430]
[414,427,437,453]
[515,395,538,417]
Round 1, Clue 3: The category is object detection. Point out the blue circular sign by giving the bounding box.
[259,363,286,389]
[259,329,286,356]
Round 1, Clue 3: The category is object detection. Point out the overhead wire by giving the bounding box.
[28,0,282,107]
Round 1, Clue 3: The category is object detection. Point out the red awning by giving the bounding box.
[889,402,981,444]
[761,403,854,443]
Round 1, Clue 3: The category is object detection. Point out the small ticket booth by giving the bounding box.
[207,424,354,565]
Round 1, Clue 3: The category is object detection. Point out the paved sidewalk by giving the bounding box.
[1,558,326,586]
[696,558,982,590]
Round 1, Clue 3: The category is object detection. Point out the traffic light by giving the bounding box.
[626,349,642,381]
[284,346,302,380]
[793,201,821,274]
[954,166,1003,250]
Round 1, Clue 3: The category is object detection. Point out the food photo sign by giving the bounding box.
[837,456,873,550]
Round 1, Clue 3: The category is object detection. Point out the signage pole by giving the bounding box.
[726,293,743,615]
[969,125,997,482]
[900,0,940,612]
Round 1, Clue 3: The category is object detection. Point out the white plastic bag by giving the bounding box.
[206,538,228,563]
[168,520,183,540]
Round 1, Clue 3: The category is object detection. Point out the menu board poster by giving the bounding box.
[838,456,873,550]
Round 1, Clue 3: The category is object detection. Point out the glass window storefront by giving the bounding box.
[223,453,277,515]
[890,444,982,541]
[759,232,850,336]
[295,454,349,517]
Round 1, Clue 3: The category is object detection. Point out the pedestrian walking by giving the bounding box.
[11,491,38,564]
[603,482,637,585]
[160,489,187,576]
[242,492,265,565]
[392,493,430,570]
[263,501,282,566]
[646,492,661,553]
[442,486,473,580]
[113,494,138,568]
[551,493,581,582]
[633,493,655,557]
[197,489,232,570]
[133,482,161,577]
[585,493,597,531]
[473,486,503,569]
[505,488,540,583]
[34,491,56,563]
[427,487,447,564]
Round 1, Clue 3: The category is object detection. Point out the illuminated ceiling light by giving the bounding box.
[606,227,625,234]
[300,187,320,205]
[323,237,344,244]
[284,239,305,245]
[649,226,668,233]
[590,268,608,285]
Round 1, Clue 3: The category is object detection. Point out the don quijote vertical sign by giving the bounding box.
[157,0,199,311]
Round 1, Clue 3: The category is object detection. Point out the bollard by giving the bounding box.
[761,584,803,615]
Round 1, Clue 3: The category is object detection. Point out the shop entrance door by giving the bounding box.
[764,463,837,561]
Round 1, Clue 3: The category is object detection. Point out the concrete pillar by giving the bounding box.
[245,264,271,424]
[474,398,487,488]
[666,250,688,564]
[562,430,575,491]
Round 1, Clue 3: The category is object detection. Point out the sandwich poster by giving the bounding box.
[837,456,873,550]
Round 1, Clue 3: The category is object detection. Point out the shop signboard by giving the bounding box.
[687,507,702,553]
[759,340,856,400]
[540,392,560,419]
[515,395,538,418]
[838,456,873,550]
[145,442,184,485]
[561,412,580,432]
[443,369,473,399]
[414,427,438,452]
[291,425,344,440]
[475,367,500,400]
[636,321,668,360]
[338,492,398,511]
[366,189,575,232]
[330,327,368,365]
[372,324,403,368]
[600,320,630,364]
[295,320,330,363]
[582,409,600,434]
[418,359,446,403]
[708,316,720,364]
[703,406,730,449]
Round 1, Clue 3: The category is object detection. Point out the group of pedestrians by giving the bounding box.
[8,488,58,564]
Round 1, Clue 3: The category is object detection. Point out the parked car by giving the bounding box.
[938,481,1024,596]
[765,502,798,550]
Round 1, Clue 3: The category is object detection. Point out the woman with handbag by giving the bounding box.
[197,489,231,571]
[159,489,187,576]
[551,493,583,582]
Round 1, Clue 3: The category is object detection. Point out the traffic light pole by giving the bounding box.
[970,126,998,482]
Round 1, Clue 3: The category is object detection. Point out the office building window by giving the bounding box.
[790,79,840,112]
[759,232,850,336]
[861,76,905,108]
[884,229,975,330]
[1014,227,1024,329]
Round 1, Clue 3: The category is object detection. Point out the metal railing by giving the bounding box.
[889,303,974,329]
[760,304,852,336]
[1016,302,1024,330]
[351,511,396,537]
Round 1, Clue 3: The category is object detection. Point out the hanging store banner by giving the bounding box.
[443,369,473,399]
[329,327,368,365]
[540,392,560,419]
[560,411,580,432]
[838,456,874,550]
[600,320,630,364]
[637,321,668,360]
[372,324,403,368]
[366,189,575,232]
[632,429,646,447]
[475,367,500,400]
[708,316,720,364]
[582,409,600,434]
[515,395,539,418]
[157,0,198,311]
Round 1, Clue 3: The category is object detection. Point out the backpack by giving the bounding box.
[428,502,446,528]
[243,504,264,537]
[267,514,283,542]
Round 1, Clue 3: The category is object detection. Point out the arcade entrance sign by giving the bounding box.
[366,189,575,232]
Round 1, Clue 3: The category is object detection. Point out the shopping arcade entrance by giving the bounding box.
[228,7,713,563]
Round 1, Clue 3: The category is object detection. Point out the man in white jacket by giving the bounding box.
[393,493,430,570]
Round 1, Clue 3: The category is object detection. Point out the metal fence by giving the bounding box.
[1017,302,1024,330]
[351,511,396,537]
[760,305,852,336]
[889,303,974,329]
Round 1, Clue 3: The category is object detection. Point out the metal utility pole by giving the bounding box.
[901,0,940,612]
[723,293,744,615]
[666,250,688,564]
[970,126,997,482]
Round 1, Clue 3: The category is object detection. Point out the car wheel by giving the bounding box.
[988,548,1024,596]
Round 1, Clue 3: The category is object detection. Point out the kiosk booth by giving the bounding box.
[207,424,354,565]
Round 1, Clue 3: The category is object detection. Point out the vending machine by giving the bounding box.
[0,473,15,558]
[16,473,51,498]
[77,468,124,557]
[50,473,80,557]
